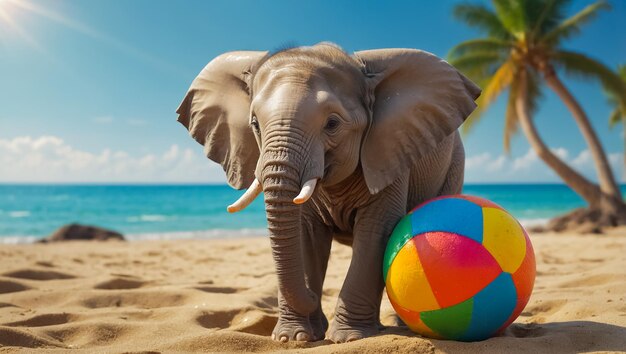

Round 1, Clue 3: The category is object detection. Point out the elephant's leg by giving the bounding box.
[303,214,333,340]
[438,135,465,195]
[327,177,408,343]
[273,212,332,342]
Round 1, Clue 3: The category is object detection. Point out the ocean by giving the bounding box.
[1,184,624,243]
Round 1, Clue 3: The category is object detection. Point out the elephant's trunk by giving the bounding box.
[261,139,318,316]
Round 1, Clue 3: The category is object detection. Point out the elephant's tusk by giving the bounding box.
[227,179,262,213]
[293,179,317,205]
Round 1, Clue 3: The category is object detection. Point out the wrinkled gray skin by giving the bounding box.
[177,43,480,343]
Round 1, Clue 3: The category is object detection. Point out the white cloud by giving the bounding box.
[609,153,622,165]
[512,149,538,171]
[1,136,622,184]
[487,155,507,172]
[466,152,507,173]
[465,152,491,170]
[0,136,225,183]
[552,147,569,160]
[569,149,624,182]
[465,146,625,183]
[572,149,592,167]
[609,152,625,182]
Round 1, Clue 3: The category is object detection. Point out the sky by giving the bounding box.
[0,0,624,184]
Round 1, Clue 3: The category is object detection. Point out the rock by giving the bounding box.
[38,223,125,243]
[536,206,626,234]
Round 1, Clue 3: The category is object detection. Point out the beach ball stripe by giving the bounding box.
[412,232,501,308]
[450,194,505,210]
[383,214,414,281]
[391,303,443,339]
[420,297,473,340]
[461,272,518,341]
[499,229,536,333]
[386,237,440,312]
[384,195,536,341]
[481,208,527,273]
[410,198,484,243]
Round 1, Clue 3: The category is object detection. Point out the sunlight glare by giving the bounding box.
[0,0,46,51]
[0,0,184,77]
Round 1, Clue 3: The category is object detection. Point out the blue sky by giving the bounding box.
[0,0,624,183]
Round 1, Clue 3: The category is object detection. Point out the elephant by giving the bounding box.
[176,43,481,343]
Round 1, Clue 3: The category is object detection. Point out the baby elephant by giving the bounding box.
[177,43,480,343]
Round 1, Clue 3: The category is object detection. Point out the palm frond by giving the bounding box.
[448,38,514,61]
[448,52,507,83]
[608,108,622,128]
[542,1,610,44]
[618,64,626,81]
[552,50,626,108]
[603,64,626,125]
[462,59,517,134]
[492,0,529,37]
[492,0,545,38]
[607,64,626,129]
[453,3,512,39]
[531,0,573,37]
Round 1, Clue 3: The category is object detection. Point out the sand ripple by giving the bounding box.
[0,229,625,353]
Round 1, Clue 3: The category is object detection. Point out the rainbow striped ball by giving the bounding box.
[383,195,535,341]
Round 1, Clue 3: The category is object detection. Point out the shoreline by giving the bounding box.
[3,184,623,242]
[0,228,269,245]
[0,219,556,245]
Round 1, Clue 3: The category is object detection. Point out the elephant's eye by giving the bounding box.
[324,116,340,132]
[250,116,260,133]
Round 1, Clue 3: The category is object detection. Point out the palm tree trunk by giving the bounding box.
[622,124,625,182]
[516,70,603,208]
[541,65,623,203]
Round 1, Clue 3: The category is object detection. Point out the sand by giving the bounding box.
[0,228,625,354]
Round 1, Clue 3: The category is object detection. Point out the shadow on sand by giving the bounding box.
[378,320,626,353]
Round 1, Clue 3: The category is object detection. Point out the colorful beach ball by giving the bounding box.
[383,195,535,341]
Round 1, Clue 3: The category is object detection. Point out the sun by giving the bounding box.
[0,0,69,52]
[0,0,15,29]
[0,0,20,28]
[0,0,16,12]
[0,0,40,50]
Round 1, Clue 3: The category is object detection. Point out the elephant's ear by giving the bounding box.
[176,51,266,190]
[354,49,481,194]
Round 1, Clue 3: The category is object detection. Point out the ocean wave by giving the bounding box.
[126,214,172,222]
[49,194,70,201]
[0,228,268,244]
[518,218,550,227]
[0,235,40,244]
[8,211,31,218]
[125,228,267,241]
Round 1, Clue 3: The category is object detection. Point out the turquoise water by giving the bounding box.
[0,184,624,243]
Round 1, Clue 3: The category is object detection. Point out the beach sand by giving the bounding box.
[1,228,625,353]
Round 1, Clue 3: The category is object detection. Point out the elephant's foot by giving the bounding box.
[309,308,329,340]
[272,314,314,342]
[327,316,379,343]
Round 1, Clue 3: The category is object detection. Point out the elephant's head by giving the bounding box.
[177,43,480,315]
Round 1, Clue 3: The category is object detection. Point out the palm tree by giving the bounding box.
[449,0,626,227]
[606,64,625,180]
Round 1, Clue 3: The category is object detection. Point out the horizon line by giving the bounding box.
[1,182,625,187]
